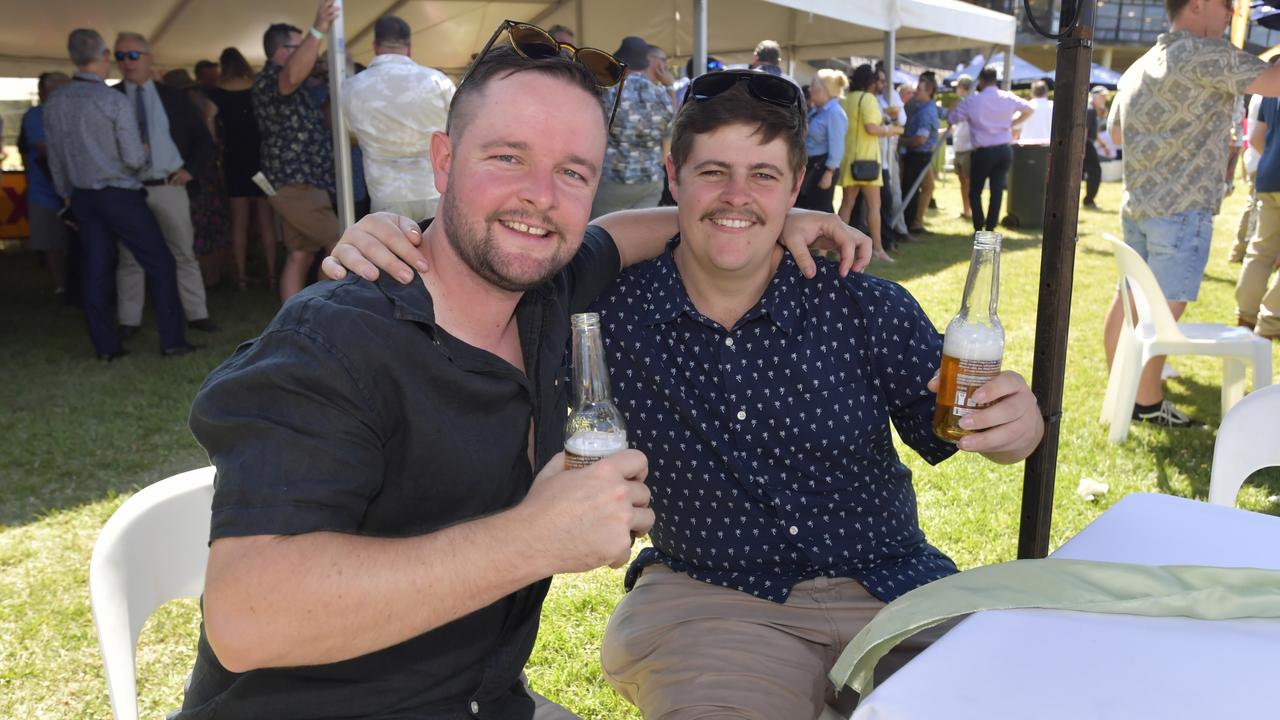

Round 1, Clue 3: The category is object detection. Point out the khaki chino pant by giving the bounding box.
[1236,191,1280,336]
[117,184,208,325]
[601,565,952,720]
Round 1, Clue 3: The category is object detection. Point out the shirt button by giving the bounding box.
[789,525,799,535]
[470,700,480,715]
[725,337,735,347]
[736,410,747,421]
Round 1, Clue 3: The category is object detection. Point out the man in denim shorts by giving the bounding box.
[1105,0,1280,426]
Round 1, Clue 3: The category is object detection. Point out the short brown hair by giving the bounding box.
[1165,0,1193,20]
[670,81,806,188]
[446,44,605,139]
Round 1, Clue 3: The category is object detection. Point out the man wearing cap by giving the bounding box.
[591,36,675,218]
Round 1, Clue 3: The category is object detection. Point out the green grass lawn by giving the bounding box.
[2,179,1278,719]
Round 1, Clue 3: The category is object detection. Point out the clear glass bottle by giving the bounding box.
[933,231,1005,443]
[564,312,628,468]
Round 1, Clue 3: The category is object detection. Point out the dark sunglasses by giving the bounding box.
[114,50,149,62]
[683,69,803,125]
[461,20,627,128]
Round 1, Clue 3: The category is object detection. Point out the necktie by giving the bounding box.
[135,86,148,145]
[829,558,1280,698]
[135,86,153,172]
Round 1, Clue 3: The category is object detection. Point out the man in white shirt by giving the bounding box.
[342,16,456,222]
[1018,80,1054,144]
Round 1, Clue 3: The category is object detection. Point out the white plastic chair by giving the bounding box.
[1209,383,1280,506]
[89,466,215,720]
[1099,233,1273,443]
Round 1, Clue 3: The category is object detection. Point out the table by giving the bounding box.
[850,493,1280,720]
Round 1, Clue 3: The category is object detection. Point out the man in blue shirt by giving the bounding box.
[328,71,1043,719]
[19,72,71,295]
[900,73,940,233]
[1236,94,1280,339]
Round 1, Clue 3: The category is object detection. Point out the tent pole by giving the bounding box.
[1018,0,1098,559]
[693,0,707,79]
[1003,0,1019,90]
[883,27,900,227]
[329,8,355,232]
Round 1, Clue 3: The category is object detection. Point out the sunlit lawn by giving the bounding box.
[2,178,1277,719]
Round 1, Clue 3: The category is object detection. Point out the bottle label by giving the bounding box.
[564,431,627,469]
[951,358,1002,416]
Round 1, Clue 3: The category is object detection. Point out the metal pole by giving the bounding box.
[1003,0,1020,91]
[1018,0,1098,559]
[693,0,707,79]
[884,28,901,228]
[328,5,354,231]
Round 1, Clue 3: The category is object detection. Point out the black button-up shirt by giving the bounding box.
[178,233,618,720]
[587,230,959,603]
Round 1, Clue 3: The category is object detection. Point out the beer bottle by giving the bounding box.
[933,231,1004,443]
[565,312,628,468]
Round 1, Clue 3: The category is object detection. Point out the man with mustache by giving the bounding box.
[329,69,1044,718]
[180,29,866,718]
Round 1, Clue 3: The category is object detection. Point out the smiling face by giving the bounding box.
[667,122,801,278]
[432,70,606,292]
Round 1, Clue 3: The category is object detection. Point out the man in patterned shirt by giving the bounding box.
[254,0,341,301]
[328,72,1043,719]
[590,36,674,218]
[1104,0,1280,427]
[342,15,456,223]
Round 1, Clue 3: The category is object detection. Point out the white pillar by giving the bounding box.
[328,5,354,231]
[693,0,708,78]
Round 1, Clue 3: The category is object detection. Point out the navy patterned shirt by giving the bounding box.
[587,229,959,603]
[253,62,335,193]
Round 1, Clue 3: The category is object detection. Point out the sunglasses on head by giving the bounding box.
[683,69,803,125]
[114,50,148,62]
[461,20,628,129]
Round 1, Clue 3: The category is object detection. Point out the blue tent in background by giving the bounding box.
[893,68,919,86]
[1090,63,1123,89]
[945,52,1048,87]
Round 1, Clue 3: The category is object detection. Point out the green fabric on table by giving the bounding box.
[830,558,1280,697]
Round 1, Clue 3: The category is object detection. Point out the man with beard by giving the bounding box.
[328,71,1044,718]
[180,29,866,718]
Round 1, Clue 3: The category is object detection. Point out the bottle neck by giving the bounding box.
[571,323,613,406]
[959,238,1000,323]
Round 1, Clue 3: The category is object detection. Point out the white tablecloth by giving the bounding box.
[850,493,1280,720]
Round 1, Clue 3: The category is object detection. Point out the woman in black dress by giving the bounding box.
[208,47,278,290]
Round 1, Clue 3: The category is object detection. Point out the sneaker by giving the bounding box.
[1132,400,1200,428]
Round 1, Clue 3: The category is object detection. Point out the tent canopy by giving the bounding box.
[946,52,1049,87]
[1,0,1014,79]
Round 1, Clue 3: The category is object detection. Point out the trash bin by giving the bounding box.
[1002,142,1050,230]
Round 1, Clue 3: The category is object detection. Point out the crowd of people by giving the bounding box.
[21,0,462,361]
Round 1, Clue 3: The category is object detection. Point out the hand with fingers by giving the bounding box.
[778,208,873,278]
[927,369,1044,464]
[321,212,428,285]
[314,0,340,35]
[519,450,654,572]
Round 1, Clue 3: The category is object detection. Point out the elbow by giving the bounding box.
[203,587,275,673]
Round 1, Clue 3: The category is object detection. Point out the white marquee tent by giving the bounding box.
[1,0,1015,79]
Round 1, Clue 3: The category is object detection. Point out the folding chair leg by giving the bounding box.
[1101,336,1135,425]
[1253,345,1273,391]
[1108,349,1143,444]
[1222,359,1247,416]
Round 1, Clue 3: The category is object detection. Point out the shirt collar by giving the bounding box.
[374,265,555,328]
[73,70,104,83]
[636,235,805,336]
[370,53,415,67]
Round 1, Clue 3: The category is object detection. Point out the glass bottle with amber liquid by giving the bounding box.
[933,231,1004,443]
[564,312,628,468]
